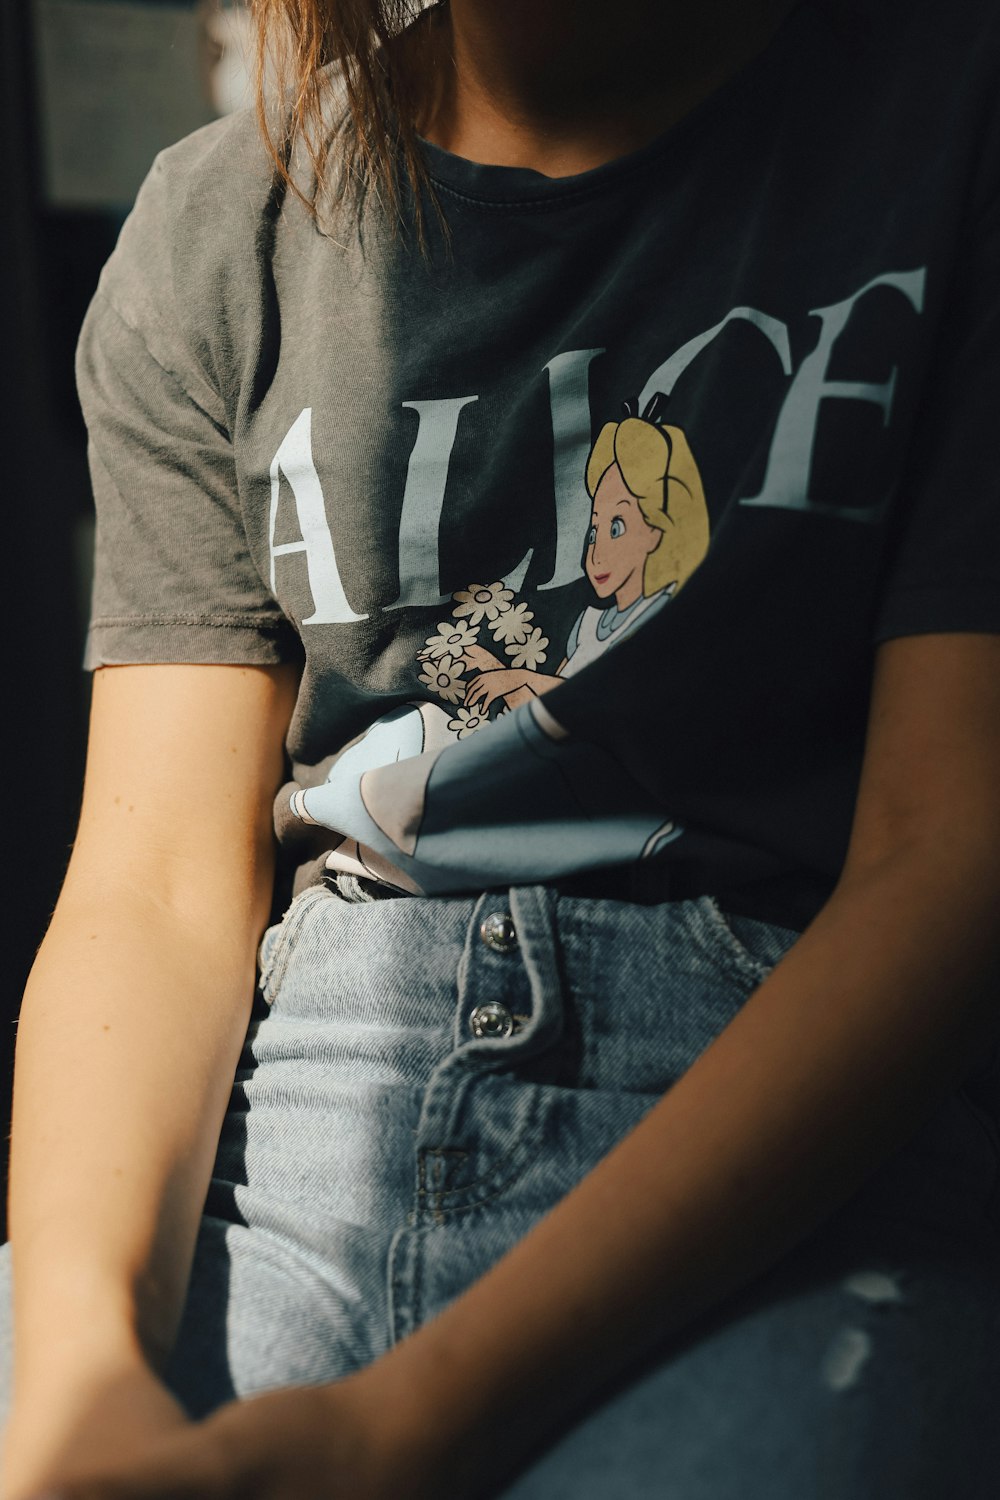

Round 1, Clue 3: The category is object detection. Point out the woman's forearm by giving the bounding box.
[1,664,297,1500]
[9,886,261,1393]
[8,661,296,1403]
[352,843,1000,1493]
[87,832,993,1500]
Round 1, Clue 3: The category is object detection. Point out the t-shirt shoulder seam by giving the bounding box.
[91,288,229,435]
[89,613,292,630]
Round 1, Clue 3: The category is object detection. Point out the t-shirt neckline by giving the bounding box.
[417,0,819,206]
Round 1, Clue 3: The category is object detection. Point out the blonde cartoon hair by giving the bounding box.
[585,400,709,597]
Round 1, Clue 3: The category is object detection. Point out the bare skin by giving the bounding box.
[416,0,803,176]
[2,663,298,1499]
[8,6,997,1500]
[13,634,1000,1500]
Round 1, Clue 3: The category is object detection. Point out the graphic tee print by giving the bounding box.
[288,404,704,891]
[287,404,706,890]
[77,0,1000,926]
[560,590,674,681]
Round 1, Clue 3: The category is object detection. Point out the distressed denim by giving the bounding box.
[2,884,999,1497]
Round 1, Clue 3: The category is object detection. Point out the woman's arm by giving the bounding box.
[371,630,1000,1494]
[2,661,298,1497]
[44,631,1000,1500]
[376,630,1000,1492]
[464,667,565,710]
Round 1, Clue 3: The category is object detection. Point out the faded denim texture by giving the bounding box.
[2,885,999,1497]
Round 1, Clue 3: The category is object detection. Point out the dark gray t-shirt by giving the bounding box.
[78,0,1000,927]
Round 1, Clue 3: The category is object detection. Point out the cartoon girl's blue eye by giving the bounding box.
[586,526,597,547]
[610,516,626,539]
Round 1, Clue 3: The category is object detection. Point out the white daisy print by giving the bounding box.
[453,581,515,626]
[422,618,479,660]
[418,652,466,704]
[508,627,549,670]
[448,705,490,739]
[490,601,534,646]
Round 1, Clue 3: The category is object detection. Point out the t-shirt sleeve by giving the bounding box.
[873,140,1000,642]
[77,137,300,669]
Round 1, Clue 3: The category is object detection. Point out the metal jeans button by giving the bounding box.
[480,912,518,953]
[469,1001,515,1039]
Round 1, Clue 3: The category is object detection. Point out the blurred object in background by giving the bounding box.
[34,0,256,211]
[201,0,255,117]
[2,0,252,1241]
[34,0,214,210]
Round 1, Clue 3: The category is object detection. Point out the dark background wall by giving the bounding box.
[1,0,244,1240]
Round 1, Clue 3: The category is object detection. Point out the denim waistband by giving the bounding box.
[323,865,817,931]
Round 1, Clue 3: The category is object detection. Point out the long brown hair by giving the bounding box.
[250,0,442,237]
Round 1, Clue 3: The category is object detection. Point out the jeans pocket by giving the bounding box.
[257,885,338,1006]
[685,895,801,989]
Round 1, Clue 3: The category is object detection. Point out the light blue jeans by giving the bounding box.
[3,882,1000,1497]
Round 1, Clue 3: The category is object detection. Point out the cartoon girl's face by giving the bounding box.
[585,464,659,608]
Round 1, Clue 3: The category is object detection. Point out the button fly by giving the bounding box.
[469,1001,515,1039]
[480,912,517,953]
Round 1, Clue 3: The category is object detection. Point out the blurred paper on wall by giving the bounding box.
[32,0,217,210]
[203,1,254,116]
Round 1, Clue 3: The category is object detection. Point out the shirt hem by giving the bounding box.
[873,582,1000,642]
[85,618,300,671]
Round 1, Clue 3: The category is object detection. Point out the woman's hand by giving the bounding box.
[464,667,535,709]
[460,644,504,673]
[20,1373,447,1500]
[2,1356,191,1500]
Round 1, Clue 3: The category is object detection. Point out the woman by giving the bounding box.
[3,0,1000,1497]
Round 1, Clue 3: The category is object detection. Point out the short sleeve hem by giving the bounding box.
[873,581,1000,643]
[84,618,301,670]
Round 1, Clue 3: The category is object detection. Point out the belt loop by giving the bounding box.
[504,885,565,1054]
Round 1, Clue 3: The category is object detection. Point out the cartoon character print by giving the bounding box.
[287,393,710,891]
[413,583,548,738]
[416,392,710,726]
